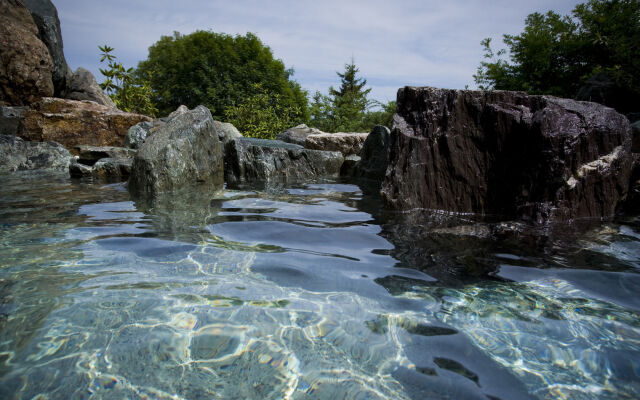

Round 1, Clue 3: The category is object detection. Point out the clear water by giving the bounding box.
[0,173,639,400]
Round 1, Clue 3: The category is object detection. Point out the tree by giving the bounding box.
[98,45,157,116]
[135,31,309,124]
[474,0,640,104]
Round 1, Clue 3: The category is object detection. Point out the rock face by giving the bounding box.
[276,124,322,146]
[0,0,54,105]
[0,134,71,172]
[128,106,224,200]
[66,67,116,108]
[23,0,69,97]
[125,121,153,149]
[224,138,344,185]
[353,125,390,181]
[1,106,28,135]
[304,132,368,156]
[18,97,151,151]
[213,120,242,145]
[382,87,633,224]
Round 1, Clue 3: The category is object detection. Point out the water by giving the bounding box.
[0,173,639,399]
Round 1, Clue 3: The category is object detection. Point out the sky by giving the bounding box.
[54,0,583,104]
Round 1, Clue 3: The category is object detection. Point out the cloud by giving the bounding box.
[54,0,583,103]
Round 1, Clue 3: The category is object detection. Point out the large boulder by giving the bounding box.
[224,138,344,186]
[18,97,151,152]
[382,87,633,224]
[353,125,390,181]
[276,124,322,146]
[23,0,69,97]
[65,67,116,108]
[128,106,224,200]
[0,106,28,135]
[304,132,368,156]
[0,0,54,105]
[213,120,242,145]
[0,134,71,173]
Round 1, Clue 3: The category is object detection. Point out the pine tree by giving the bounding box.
[329,60,371,132]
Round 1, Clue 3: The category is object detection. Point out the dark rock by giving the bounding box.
[577,73,640,116]
[0,106,28,135]
[304,132,369,157]
[276,124,322,146]
[65,67,116,108]
[23,0,68,97]
[75,145,135,166]
[382,87,633,224]
[632,120,640,153]
[70,157,132,181]
[128,106,224,201]
[625,155,640,213]
[353,125,390,181]
[125,121,153,149]
[0,134,71,173]
[341,154,361,176]
[18,97,151,152]
[0,0,54,105]
[213,120,242,145]
[224,138,344,186]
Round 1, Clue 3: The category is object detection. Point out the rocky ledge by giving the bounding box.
[382,87,633,224]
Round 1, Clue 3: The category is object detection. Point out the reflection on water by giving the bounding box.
[0,173,638,399]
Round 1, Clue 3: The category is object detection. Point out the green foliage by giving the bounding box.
[135,31,309,123]
[310,60,394,132]
[474,0,640,99]
[98,45,157,116]
[224,84,305,139]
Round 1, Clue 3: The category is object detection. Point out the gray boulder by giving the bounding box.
[304,132,369,156]
[353,125,390,181]
[224,138,343,186]
[0,106,27,135]
[70,157,132,181]
[74,145,135,165]
[128,105,224,201]
[66,67,116,108]
[125,121,153,149]
[276,124,322,146]
[0,134,71,173]
[167,105,189,121]
[213,120,242,145]
[23,0,69,97]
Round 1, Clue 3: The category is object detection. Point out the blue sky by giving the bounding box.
[55,0,583,104]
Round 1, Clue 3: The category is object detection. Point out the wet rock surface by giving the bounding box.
[18,97,151,151]
[304,132,369,156]
[128,106,224,201]
[0,0,54,105]
[70,157,132,181]
[224,138,344,186]
[382,87,633,224]
[0,134,71,173]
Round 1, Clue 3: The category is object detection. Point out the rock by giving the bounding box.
[304,132,369,156]
[125,121,153,149]
[382,87,633,224]
[341,154,361,176]
[128,106,224,201]
[625,155,640,213]
[1,106,28,135]
[75,145,135,166]
[65,67,116,108]
[276,124,322,146]
[70,157,132,181]
[577,72,640,116]
[167,105,189,121]
[0,0,54,105]
[23,0,68,97]
[353,125,390,181]
[18,97,151,152]
[632,120,640,153]
[224,138,344,186]
[0,134,71,173]
[213,120,242,145]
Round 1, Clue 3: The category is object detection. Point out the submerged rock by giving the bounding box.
[65,67,115,108]
[382,87,633,224]
[0,134,71,173]
[0,0,54,105]
[353,125,390,182]
[18,97,151,151]
[224,138,343,185]
[276,124,322,146]
[128,105,224,200]
[304,132,369,156]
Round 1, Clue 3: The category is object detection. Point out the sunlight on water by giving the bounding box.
[0,174,639,399]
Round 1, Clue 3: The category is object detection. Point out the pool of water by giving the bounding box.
[0,173,639,399]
